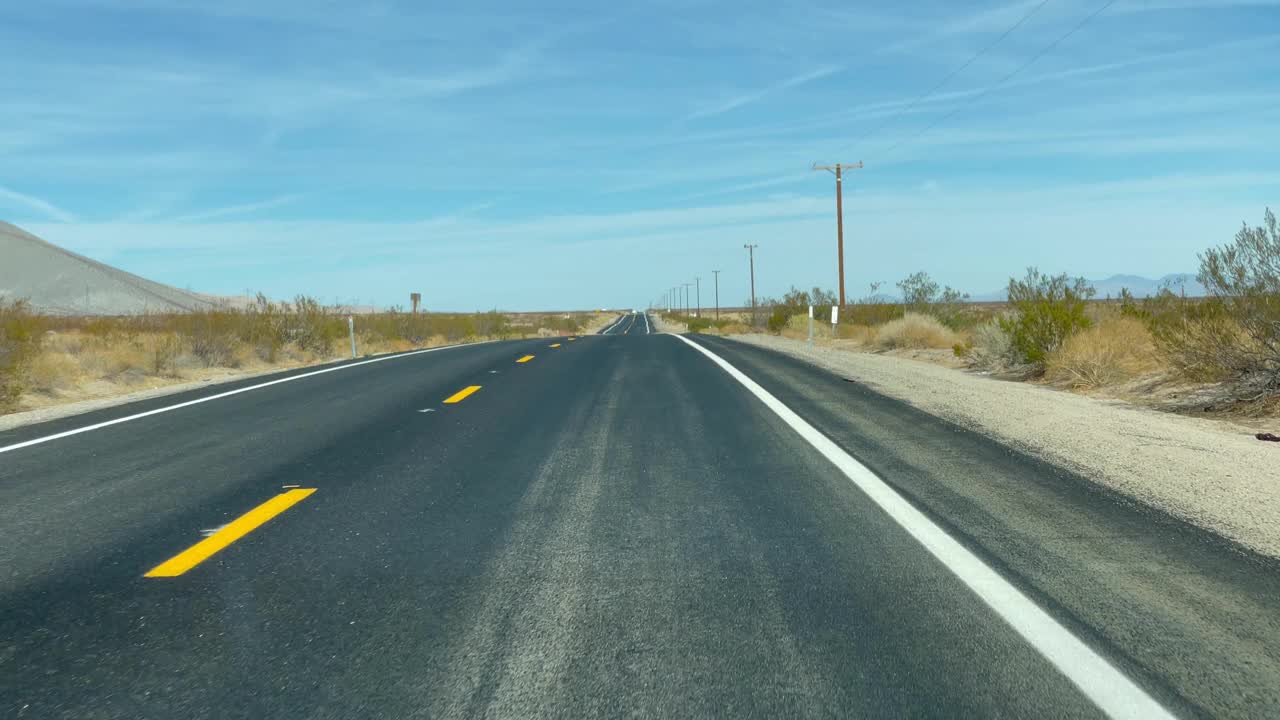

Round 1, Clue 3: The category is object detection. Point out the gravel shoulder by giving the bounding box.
[723,333,1280,559]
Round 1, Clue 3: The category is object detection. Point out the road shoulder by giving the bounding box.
[721,332,1280,560]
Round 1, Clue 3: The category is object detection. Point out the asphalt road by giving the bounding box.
[2,315,1278,718]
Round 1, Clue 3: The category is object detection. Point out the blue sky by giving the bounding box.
[2,0,1278,310]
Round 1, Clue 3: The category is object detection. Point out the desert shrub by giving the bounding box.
[896,271,971,328]
[189,320,239,367]
[874,313,960,350]
[474,310,510,339]
[839,323,877,345]
[685,316,713,333]
[146,333,184,376]
[1045,316,1159,389]
[289,295,343,354]
[81,341,149,379]
[766,305,790,334]
[760,286,840,333]
[965,316,1022,372]
[26,352,80,392]
[842,302,904,327]
[1145,209,1280,403]
[999,268,1094,373]
[0,300,44,409]
[716,321,752,335]
[897,272,940,312]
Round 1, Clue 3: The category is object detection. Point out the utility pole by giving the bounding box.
[682,283,692,315]
[712,270,720,320]
[812,161,863,307]
[744,244,758,325]
[695,277,701,318]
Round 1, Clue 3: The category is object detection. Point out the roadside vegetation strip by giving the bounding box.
[672,334,1176,720]
[443,385,482,404]
[145,488,316,578]
[0,341,492,456]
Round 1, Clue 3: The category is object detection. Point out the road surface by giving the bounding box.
[2,314,1278,718]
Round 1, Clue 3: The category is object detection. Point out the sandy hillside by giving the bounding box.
[0,221,216,315]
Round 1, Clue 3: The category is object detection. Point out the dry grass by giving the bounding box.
[874,313,961,350]
[837,323,878,345]
[1045,315,1162,390]
[2,303,605,416]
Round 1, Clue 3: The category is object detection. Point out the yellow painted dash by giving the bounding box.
[568,337,577,341]
[443,385,482,404]
[145,489,316,577]
[549,343,561,348]
[516,355,535,363]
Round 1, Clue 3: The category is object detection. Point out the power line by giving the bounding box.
[850,0,1055,156]
[877,0,1119,162]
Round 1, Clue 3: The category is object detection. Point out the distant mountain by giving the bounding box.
[0,221,218,315]
[970,273,1206,302]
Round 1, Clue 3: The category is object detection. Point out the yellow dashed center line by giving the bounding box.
[549,343,561,348]
[516,355,535,363]
[443,385,482,404]
[568,337,577,341]
[145,489,316,578]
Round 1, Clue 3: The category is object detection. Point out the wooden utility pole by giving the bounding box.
[744,244,758,323]
[712,270,720,320]
[812,161,862,307]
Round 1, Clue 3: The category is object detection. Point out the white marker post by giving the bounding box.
[831,305,839,338]
[808,305,814,346]
[348,316,357,358]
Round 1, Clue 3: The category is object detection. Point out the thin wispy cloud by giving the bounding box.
[686,65,842,120]
[0,185,77,222]
[170,195,303,223]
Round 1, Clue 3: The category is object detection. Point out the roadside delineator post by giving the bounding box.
[831,305,839,339]
[348,316,357,358]
[808,305,814,346]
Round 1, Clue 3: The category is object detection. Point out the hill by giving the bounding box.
[0,221,217,315]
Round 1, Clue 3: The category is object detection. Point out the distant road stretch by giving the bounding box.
[2,312,1278,719]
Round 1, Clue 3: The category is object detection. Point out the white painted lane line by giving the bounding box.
[671,334,1176,720]
[602,314,627,335]
[0,341,495,455]
[643,313,650,334]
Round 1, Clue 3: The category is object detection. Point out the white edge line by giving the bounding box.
[670,334,1176,720]
[0,341,495,455]
[601,314,627,335]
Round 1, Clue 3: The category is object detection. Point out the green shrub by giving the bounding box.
[0,300,44,410]
[998,268,1094,373]
[685,317,713,333]
[1139,209,1280,403]
[766,306,790,334]
[895,271,971,328]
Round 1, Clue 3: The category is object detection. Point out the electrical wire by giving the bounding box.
[876,0,1120,162]
[849,0,1055,156]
